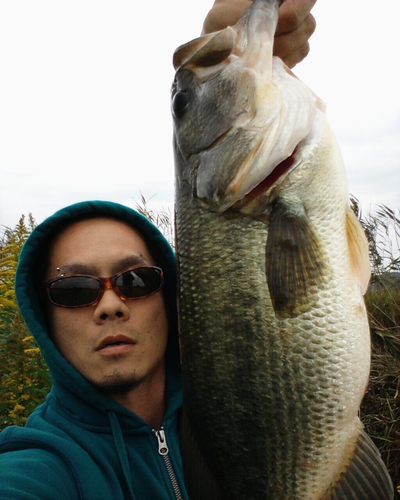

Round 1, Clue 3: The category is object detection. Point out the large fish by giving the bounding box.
[171,0,394,499]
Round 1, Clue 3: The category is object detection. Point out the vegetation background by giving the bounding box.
[1,200,399,496]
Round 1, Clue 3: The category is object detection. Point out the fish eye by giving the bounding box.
[172,90,190,117]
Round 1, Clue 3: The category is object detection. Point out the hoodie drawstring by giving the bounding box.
[108,411,137,500]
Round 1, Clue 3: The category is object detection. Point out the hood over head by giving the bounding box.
[15,200,180,417]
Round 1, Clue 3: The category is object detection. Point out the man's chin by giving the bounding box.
[95,373,143,396]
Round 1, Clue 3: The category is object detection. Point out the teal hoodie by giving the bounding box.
[0,201,188,500]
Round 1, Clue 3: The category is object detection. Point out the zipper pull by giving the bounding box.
[154,427,169,456]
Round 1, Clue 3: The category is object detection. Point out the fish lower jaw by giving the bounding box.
[247,146,298,198]
[223,144,300,216]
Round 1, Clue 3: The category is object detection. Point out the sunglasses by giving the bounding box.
[46,266,163,308]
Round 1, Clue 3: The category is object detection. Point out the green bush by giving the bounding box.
[0,215,51,429]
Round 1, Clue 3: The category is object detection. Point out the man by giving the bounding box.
[0,3,316,499]
[1,201,184,499]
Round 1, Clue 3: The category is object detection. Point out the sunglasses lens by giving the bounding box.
[48,277,100,307]
[116,267,162,299]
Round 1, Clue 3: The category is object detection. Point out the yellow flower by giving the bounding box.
[13,404,25,412]
[24,348,41,354]
[9,404,26,418]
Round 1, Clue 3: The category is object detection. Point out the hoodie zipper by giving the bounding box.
[153,427,183,500]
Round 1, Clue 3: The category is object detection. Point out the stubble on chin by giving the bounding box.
[95,370,143,396]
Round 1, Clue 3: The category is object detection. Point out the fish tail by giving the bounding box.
[325,429,394,499]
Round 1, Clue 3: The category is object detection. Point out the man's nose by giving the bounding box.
[93,289,131,323]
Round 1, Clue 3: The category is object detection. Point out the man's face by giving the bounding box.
[45,217,169,397]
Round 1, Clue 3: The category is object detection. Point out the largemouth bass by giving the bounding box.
[172,0,394,499]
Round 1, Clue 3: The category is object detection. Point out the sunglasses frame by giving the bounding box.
[45,266,163,308]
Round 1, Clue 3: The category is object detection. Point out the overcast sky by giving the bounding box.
[1,0,399,230]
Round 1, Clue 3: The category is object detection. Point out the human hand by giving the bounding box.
[274,0,317,68]
[201,0,317,68]
[201,0,253,35]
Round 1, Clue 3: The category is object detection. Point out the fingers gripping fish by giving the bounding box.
[171,0,394,498]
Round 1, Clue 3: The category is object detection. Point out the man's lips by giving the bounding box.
[96,335,137,355]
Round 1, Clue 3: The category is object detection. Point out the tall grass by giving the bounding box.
[351,198,400,496]
[135,193,175,248]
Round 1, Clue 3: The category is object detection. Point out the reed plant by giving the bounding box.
[352,199,400,496]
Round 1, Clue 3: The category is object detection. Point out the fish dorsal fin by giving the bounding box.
[346,206,371,294]
[173,27,236,71]
[325,429,394,499]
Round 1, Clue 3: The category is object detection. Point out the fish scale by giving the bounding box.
[172,0,393,497]
[176,194,368,499]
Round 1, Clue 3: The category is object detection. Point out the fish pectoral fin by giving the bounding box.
[266,200,331,318]
[173,27,236,71]
[324,429,394,500]
[346,205,371,294]
[180,406,222,500]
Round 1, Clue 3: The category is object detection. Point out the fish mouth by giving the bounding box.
[197,141,300,215]
[225,143,300,215]
[244,146,298,201]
